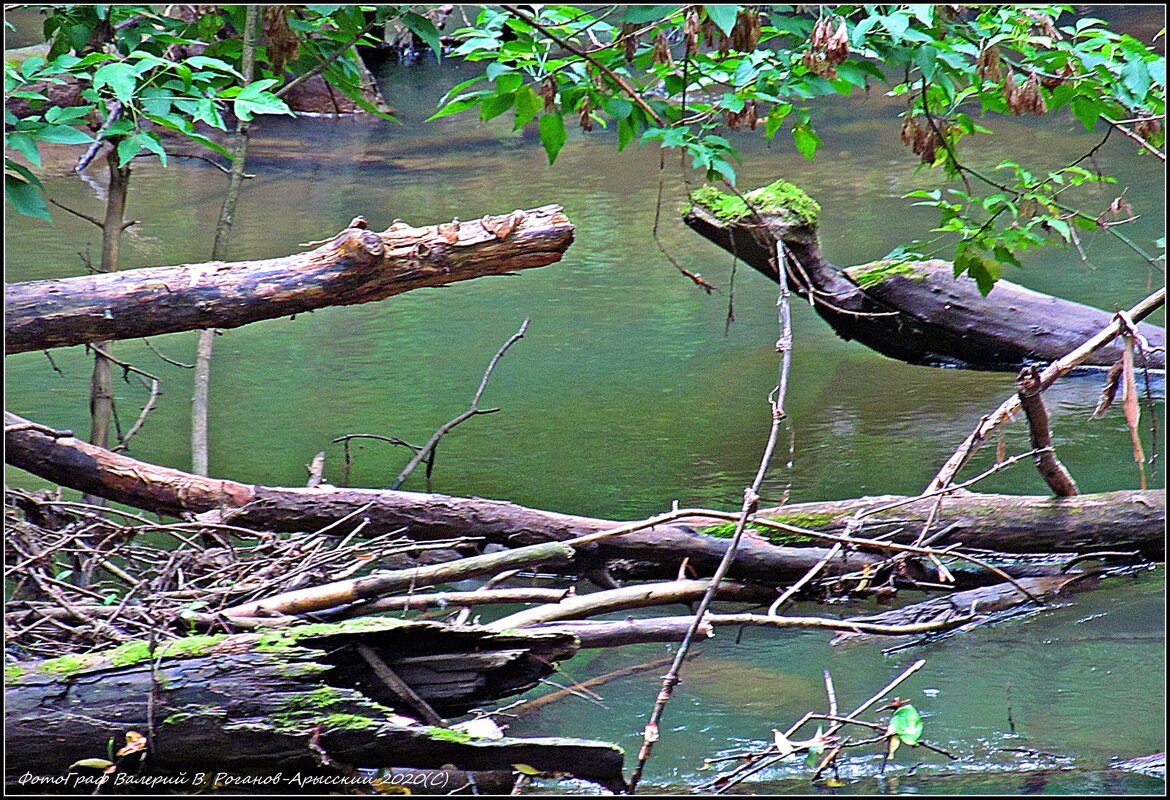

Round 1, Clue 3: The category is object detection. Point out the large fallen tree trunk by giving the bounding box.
[5,206,572,354]
[7,414,1162,584]
[682,181,1165,370]
[4,618,626,789]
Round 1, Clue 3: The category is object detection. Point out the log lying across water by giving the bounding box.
[5,205,573,354]
[4,618,626,789]
[7,413,1163,581]
[682,181,1165,370]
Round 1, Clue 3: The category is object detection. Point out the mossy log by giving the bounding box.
[5,206,572,355]
[682,180,1164,370]
[4,618,626,789]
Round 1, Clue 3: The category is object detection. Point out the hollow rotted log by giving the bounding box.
[4,618,627,789]
[5,206,573,354]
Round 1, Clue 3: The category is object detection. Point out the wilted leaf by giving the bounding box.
[1093,359,1124,418]
[1120,334,1146,487]
[512,763,543,776]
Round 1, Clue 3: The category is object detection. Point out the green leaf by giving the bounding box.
[34,125,95,145]
[792,123,821,161]
[916,46,939,81]
[136,131,167,165]
[513,85,542,130]
[426,90,491,121]
[764,103,791,140]
[93,61,138,103]
[604,97,633,120]
[5,170,51,221]
[116,135,142,167]
[1069,95,1100,131]
[705,5,741,37]
[185,55,244,78]
[621,6,678,25]
[480,90,515,121]
[617,115,636,150]
[887,705,924,746]
[401,12,442,60]
[233,81,292,121]
[69,758,114,771]
[6,133,42,167]
[538,112,567,164]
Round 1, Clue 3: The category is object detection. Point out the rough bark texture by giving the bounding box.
[683,204,1165,370]
[5,206,573,354]
[7,414,1162,580]
[4,619,626,788]
[1017,366,1079,496]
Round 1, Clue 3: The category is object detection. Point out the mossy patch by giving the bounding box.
[848,260,928,289]
[5,664,26,682]
[425,726,475,744]
[106,634,231,668]
[698,511,840,545]
[271,686,386,732]
[163,704,228,727]
[686,179,821,226]
[36,653,97,677]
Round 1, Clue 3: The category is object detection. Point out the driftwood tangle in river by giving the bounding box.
[682,180,1165,370]
[4,618,626,788]
[5,205,572,354]
[7,413,1164,577]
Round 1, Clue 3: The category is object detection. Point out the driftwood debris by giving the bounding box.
[682,181,1165,370]
[4,618,626,789]
[5,206,573,354]
[6,413,1163,581]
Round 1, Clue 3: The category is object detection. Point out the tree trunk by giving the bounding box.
[5,205,573,354]
[4,618,626,789]
[7,414,1162,581]
[682,199,1165,370]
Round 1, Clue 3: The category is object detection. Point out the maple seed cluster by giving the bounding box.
[725,100,760,131]
[900,115,950,165]
[1004,71,1048,115]
[803,16,850,79]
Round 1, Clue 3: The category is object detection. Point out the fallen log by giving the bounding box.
[682,180,1165,370]
[5,205,573,354]
[8,414,1160,588]
[827,572,1103,647]
[4,618,626,789]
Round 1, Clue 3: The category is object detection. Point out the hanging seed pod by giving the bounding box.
[620,22,639,62]
[746,100,759,129]
[1021,72,1047,114]
[652,30,673,66]
[263,6,300,74]
[1021,9,1062,40]
[900,115,920,147]
[1004,70,1024,114]
[684,8,700,53]
[976,43,1003,81]
[578,97,593,132]
[731,9,761,52]
[537,76,558,112]
[1134,116,1162,142]
[811,16,832,50]
[825,19,850,65]
[1040,63,1074,89]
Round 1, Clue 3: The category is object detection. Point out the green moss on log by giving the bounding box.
[687,180,821,226]
[425,726,476,744]
[5,664,26,682]
[849,260,929,289]
[698,510,842,545]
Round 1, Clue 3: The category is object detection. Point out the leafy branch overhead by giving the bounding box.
[437,4,1164,291]
[4,4,429,218]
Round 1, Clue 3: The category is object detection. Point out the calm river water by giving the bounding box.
[4,22,1165,795]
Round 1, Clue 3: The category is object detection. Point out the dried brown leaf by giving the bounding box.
[1092,359,1124,418]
